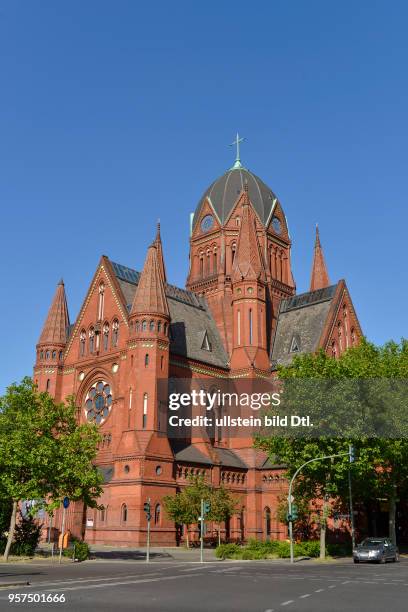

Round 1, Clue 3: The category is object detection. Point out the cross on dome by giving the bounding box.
[229,132,246,169]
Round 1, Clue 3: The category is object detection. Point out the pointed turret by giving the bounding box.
[153,222,167,283]
[310,225,330,291]
[131,242,169,317]
[232,186,266,283]
[38,280,70,345]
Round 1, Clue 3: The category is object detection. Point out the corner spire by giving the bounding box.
[310,225,330,291]
[38,280,70,345]
[232,196,266,283]
[153,220,167,283]
[131,240,169,317]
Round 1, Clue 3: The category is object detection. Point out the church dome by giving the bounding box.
[193,166,278,229]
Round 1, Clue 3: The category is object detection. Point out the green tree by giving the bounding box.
[0,378,103,561]
[208,486,239,545]
[256,339,408,553]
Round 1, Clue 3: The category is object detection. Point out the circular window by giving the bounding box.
[247,287,254,294]
[200,215,214,233]
[272,217,281,234]
[84,380,113,424]
[155,465,162,476]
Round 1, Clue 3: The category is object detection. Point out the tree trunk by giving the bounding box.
[389,485,397,545]
[3,501,18,562]
[319,499,328,560]
[218,526,221,547]
[185,525,189,549]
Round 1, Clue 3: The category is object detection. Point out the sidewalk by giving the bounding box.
[38,543,219,562]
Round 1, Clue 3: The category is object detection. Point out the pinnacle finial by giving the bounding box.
[58,278,64,286]
[229,132,245,169]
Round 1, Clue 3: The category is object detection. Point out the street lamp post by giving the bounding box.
[288,451,350,564]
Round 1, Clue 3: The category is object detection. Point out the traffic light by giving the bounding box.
[203,501,211,515]
[143,501,151,521]
[286,505,298,522]
[349,445,355,463]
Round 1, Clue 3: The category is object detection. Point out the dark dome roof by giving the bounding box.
[194,166,278,228]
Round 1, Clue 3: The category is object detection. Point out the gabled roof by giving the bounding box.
[111,260,229,368]
[232,194,266,283]
[38,280,70,346]
[271,284,338,367]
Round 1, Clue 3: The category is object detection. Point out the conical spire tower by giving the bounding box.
[38,280,70,345]
[131,242,169,317]
[310,225,330,291]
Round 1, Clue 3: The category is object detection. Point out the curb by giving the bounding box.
[0,581,30,589]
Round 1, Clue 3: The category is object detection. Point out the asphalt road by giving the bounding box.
[1,558,408,611]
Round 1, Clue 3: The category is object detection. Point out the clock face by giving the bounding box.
[201,215,214,233]
[84,380,112,425]
[272,217,281,234]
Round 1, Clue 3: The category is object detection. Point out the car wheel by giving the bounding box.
[380,555,386,564]
[394,552,399,563]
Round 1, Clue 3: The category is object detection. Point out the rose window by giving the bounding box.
[84,380,113,424]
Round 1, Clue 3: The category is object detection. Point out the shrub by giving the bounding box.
[63,537,90,562]
[241,549,264,560]
[11,515,42,556]
[215,543,241,559]
[295,541,320,558]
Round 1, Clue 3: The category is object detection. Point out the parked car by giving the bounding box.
[353,538,399,563]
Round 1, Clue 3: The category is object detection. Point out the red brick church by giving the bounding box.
[34,142,362,546]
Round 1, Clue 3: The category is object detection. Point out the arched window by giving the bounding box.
[103,322,109,350]
[351,327,356,345]
[142,320,147,332]
[264,507,271,538]
[164,323,168,335]
[59,350,63,360]
[121,504,127,523]
[80,330,86,356]
[213,249,217,273]
[200,254,204,277]
[40,350,44,360]
[249,309,253,345]
[154,504,161,525]
[231,243,236,264]
[100,506,106,522]
[149,320,155,332]
[161,355,164,370]
[157,321,162,333]
[337,321,343,352]
[145,353,149,367]
[235,216,241,226]
[237,310,241,346]
[45,350,50,360]
[331,340,337,358]
[52,350,56,360]
[98,282,105,320]
[46,379,50,391]
[112,319,119,347]
[143,393,148,429]
[89,327,95,353]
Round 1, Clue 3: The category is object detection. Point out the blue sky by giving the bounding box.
[1,1,407,393]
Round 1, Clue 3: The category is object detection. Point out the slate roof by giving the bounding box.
[111,261,229,369]
[174,445,247,468]
[193,167,277,228]
[271,284,338,367]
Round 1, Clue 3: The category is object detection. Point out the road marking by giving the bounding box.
[315,589,324,592]
[264,609,274,612]
[299,593,310,598]
[328,584,336,589]
[281,601,294,606]
[0,573,202,597]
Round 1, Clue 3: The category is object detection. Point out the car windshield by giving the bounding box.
[360,539,385,547]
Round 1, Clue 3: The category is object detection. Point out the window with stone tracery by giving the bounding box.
[112,319,119,347]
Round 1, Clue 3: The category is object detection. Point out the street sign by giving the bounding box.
[63,497,70,509]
